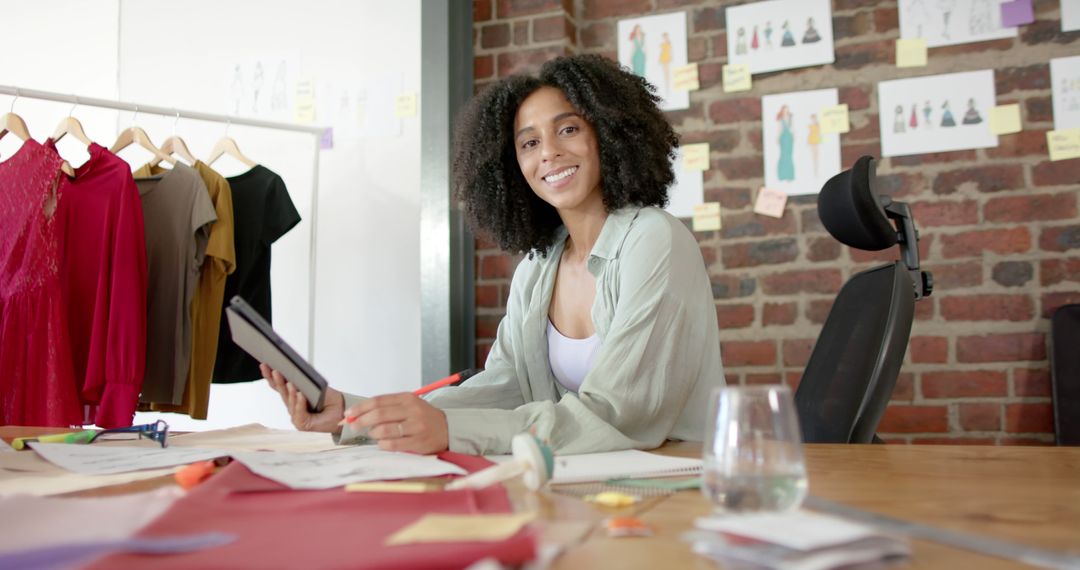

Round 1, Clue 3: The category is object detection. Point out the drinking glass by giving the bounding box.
[702,385,808,513]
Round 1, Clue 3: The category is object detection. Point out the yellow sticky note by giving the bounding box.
[896,38,928,68]
[819,104,850,135]
[682,143,710,171]
[345,481,437,493]
[672,63,700,92]
[1047,129,1080,161]
[386,513,536,545]
[394,92,417,118]
[294,79,316,124]
[988,104,1022,135]
[753,187,788,219]
[722,63,752,93]
[692,202,722,232]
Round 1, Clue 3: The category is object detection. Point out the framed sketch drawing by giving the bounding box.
[878,70,999,157]
[726,0,835,75]
[761,88,842,196]
[617,12,689,111]
[899,0,1017,48]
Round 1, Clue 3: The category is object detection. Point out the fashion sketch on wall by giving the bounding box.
[878,70,999,157]
[617,11,689,111]
[726,0,835,75]
[899,0,1016,48]
[1051,55,1080,130]
[665,147,705,218]
[761,88,842,196]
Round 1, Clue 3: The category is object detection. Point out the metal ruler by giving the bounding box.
[805,496,1080,570]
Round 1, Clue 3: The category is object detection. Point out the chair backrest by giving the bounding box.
[1051,304,1080,445]
[794,262,915,443]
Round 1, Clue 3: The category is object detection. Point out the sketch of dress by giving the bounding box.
[941,100,956,126]
[905,0,930,38]
[765,22,773,48]
[803,18,821,43]
[969,0,994,35]
[251,62,264,114]
[808,114,821,177]
[781,21,796,47]
[271,60,288,112]
[777,106,795,181]
[230,65,243,115]
[938,0,957,40]
[962,98,983,124]
[909,104,919,129]
[630,25,646,77]
[922,100,933,128]
[736,27,748,55]
[752,25,760,50]
[894,105,906,133]
[659,33,672,95]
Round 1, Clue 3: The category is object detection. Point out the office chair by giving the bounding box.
[794,156,933,444]
[1051,304,1080,445]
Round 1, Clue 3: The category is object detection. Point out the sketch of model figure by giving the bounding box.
[251,62,264,113]
[808,113,821,177]
[803,17,821,43]
[781,21,796,47]
[909,104,919,129]
[904,0,930,38]
[940,100,956,126]
[777,105,795,181]
[922,100,933,128]
[230,65,243,115]
[752,25,761,50]
[894,105,906,133]
[764,21,773,48]
[271,60,288,112]
[937,0,957,40]
[629,25,646,77]
[736,27,748,55]
[659,33,673,95]
[969,0,994,34]
[962,98,983,124]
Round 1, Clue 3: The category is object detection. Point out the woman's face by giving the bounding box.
[513,86,603,216]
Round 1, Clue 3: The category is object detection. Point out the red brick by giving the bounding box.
[697,63,724,90]
[475,232,499,251]
[911,437,996,445]
[475,0,493,21]
[533,15,574,43]
[782,338,815,367]
[1005,403,1054,433]
[879,405,949,433]
[891,150,977,169]
[959,403,1001,431]
[875,172,927,198]
[709,274,756,299]
[497,47,569,76]
[708,97,761,125]
[581,21,613,49]
[475,284,501,308]
[474,55,494,80]
[584,0,651,19]
[941,227,1031,259]
[940,294,1034,322]
[995,64,1051,95]
[833,39,892,70]
[721,239,799,268]
[713,156,761,181]
[910,200,978,227]
[496,0,569,19]
[664,101,705,129]
[915,297,935,321]
[719,211,797,238]
[476,314,501,338]
[833,0,881,9]
[839,85,872,111]
[706,187,752,210]
[1025,97,1053,123]
[844,113,879,141]
[745,373,782,385]
[685,129,741,154]
[721,340,777,366]
[480,23,511,49]
[476,341,492,366]
[842,142,881,169]
[1042,291,1080,318]
[957,333,1046,363]
[1041,257,1080,286]
[922,370,1008,398]
[892,372,915,401]
[851,234,931,263]
[934,37,1013,57]
[479,253,514,279]
[832,12,873,40]
[991,261,1034,287]
[1039,225,1080,252]
[699,245,716,268]
[692,5,724,32]
[807,237,841,262]
[923,262,982,291]
[716,303,755,329]
[986,193,1078,223]
[1014,368,1052,397]
[784,371,802,391]
[985,130,1049,158]
[873,7,898,32]
[687,36,708,61]
[806,299,833,325]
[514,20,529,46]
[762,302,797,326]
[761,269,842,295]
[931,165,1024,194]
[910,336,948,363]
[1033,159,1080,186]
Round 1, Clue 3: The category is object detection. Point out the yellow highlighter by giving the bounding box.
[11,429,98,450]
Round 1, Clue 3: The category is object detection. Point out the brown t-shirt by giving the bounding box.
[134,163,216,406]
[148,161,235,418]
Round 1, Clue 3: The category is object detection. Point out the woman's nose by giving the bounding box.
[540,138,561,161]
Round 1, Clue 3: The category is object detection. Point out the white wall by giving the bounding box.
[1,0,423,430]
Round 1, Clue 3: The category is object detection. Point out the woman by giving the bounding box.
[776,105,795,181]
[629,25,646,77]
[264,55,724,456]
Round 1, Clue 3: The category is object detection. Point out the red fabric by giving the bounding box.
[90,453,536,570]
[48,142,147,428]
[0,140,82,426]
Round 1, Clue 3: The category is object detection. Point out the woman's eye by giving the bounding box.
[521,139,538,150]
[561,125,578,135]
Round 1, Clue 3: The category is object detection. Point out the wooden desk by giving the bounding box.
[5,427,1080,569]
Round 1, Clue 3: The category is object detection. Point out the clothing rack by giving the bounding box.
[0,84,324,360]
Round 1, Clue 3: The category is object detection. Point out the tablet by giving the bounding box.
[225,296,327,412]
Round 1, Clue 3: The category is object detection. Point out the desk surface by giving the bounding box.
[5,427,1080,569]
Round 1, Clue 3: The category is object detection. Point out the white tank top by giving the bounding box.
[546,319,602,393]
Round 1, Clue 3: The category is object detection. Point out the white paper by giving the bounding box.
[0,451,177,497]
[1063,0,1080,31]
[549,449,702,484]
[878,69,998,157]
[696,511,881,551]
[168,423,347,453]
[221,52,301,121]
[726,0,835,75]
[1051,55,1080,130]
[617,12,690,111]
[761,88,842,196]
[665,147,705,218]
[28,443,227,475]
[899,0,1017,48]
[230,446,467,489]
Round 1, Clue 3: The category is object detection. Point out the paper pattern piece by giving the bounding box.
[394,92,417,117]
[672,63,700,91]
[899,0,1017,48]
[168,423,347,453]
[819,104,850,134]
[754,187,789,218]
[723,64,753,93]
[550,449,702,484]
[0,451,177,497]
[1047,129,1080,161]
[618,11,690,110]
[762,88,842,196]
[726,0,835,75]
[1065,0,1080,32]
[386,513,536,545]
[989,104,1022,134]
[1000,0,1035,26]
[896,38,928,67]
[682,143,711,171]
[878,70,999,158]
[1051,55,1080,130]
[230,446,466,489]
[29,442,226,475]
[692,202,722,232]
[665,147,705,218]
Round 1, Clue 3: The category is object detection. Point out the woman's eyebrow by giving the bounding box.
[515,112,580,139]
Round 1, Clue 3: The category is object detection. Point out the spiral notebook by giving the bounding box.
[549,450,702,485]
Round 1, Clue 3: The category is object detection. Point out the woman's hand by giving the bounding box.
[261,363,345,434]
[345,393,449,454]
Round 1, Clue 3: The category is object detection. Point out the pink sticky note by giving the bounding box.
[319,128,334,150]
[753,187,787,219]
[1000,0,1034,27]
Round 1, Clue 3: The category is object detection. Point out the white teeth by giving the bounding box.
[544,166,577,183]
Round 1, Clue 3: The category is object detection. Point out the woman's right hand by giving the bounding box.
[261,363,345,434]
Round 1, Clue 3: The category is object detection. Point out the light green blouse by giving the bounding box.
[339,206,724,455]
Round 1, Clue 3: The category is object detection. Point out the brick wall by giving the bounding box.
[471,0,1080,444]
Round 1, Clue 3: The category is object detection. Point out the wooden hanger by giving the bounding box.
[206,132,256,168]
[110,125,176,166]
[151,135,197,167]
[52,116,93,145]
[0,111,31,142]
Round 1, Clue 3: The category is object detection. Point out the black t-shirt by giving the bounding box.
[213,165,300,383]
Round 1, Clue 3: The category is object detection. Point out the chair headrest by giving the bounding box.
[817,156,898,251]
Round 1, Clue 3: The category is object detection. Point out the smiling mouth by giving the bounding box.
[544,166,578,184]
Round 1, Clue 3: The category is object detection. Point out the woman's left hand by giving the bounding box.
[345,393,449,454]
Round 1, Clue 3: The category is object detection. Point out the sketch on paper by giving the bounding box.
[878,70,998,157]
[726,0,834,75]
[665,147,705,218]
[223,53,300,121]
[899,0,1016,48]
[1051,55,1080,130]
[617,12,689,111]
[761,88,842,196]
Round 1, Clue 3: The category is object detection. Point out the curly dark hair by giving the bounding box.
[452,54,679,256]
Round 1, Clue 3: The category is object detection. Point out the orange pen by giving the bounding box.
[339,368,481,425]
